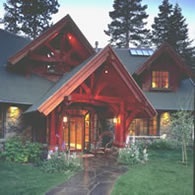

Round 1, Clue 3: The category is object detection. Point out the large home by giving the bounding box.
[0,15,194,152]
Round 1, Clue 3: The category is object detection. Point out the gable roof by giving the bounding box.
[0,29,54,105]
[0,29,30,66]
[8,14,95,66]
[26,45,156,117]
[135,43,193,77]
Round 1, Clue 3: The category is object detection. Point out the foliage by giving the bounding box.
[169,111,193,165]
[148,138,178,150]
[118,141,148,165]
[104,0,150,48]
[2,0,60,39]
[112,149,193,195]
[0,136,43,163]
[152,0,195,69]
[152,0,173,47]
[40,151,82,174]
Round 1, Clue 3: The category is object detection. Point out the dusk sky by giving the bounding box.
[0,0,194,47]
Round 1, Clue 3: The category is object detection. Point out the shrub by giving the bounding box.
[0,137,43,163]
[148,139,178,150]
[118,142,148,165]
[40,151,82,174]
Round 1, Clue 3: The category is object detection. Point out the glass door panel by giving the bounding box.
[63,116,84,151]
[84,113,90,151]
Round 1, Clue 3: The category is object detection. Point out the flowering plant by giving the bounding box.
[118,142,148,165]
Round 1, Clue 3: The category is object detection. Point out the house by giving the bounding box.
[0,15,194,152]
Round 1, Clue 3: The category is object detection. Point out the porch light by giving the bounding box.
[67,34,72,40]
[113,117,117,124]
[63,116,68,123]
[104,70,109,74]
[9,106,20,118]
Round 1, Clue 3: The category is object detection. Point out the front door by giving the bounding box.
[69,116,83,150]
[63,110,92,152]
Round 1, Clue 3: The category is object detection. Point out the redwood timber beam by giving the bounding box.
[95,95,122,103]
[81,83,91,95]
[29,53,79,66]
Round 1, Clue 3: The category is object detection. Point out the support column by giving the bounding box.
[157,112,161,136]
[50,110,56,150]
[114,102,125,147]
[125,110,139,140]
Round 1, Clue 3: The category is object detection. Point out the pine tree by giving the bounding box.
[168,4,195,68]
[152,1,195,69]
[104,0,150,48]
[2,0,60,39]
[151,0,173,47]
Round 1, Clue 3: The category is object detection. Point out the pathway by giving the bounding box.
[46,153,127,195]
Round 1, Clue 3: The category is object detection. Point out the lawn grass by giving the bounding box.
[0,161,75,195]
[112,149,193,195]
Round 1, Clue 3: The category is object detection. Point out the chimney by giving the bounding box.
[95,41,99,52]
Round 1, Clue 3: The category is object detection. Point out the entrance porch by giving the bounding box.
[35,46,156,151]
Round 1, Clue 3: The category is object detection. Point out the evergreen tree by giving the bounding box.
[104,0,150,48]
[2,0,60,39]
[152,1,195,69]
[151,0,173,47]
[168,4,195,68]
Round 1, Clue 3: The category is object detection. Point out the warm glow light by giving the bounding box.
[160,112,170,127]
[104,70,109,74]
[152,82,156,88]
[63,116,68,123]
[85,113,89,120]
[9,106,20,118]
[113,117,117,124]
[113,117,120,124]
[68,34,72,40]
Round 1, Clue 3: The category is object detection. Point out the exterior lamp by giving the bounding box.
[9,106,20,117]
[63,116,68,123]
[113,117,117,124]
[67,33,72,40]
[104,70,109,74]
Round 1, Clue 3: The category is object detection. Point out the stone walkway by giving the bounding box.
[46,153,127,195]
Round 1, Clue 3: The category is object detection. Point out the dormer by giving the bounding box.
[135,43,193,92]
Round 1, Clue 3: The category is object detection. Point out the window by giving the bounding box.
[152,71,169,89]
[149,117,157,135]
[129,48,154,56]
[129,118,147,136]
[129,117,158,136]
[160,112,171,133]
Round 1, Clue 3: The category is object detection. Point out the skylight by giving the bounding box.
[129,48,154,56]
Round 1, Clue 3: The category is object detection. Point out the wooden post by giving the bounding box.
[114,102,125,147]
[50,110,56,150]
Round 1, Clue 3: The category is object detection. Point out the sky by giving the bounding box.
[0,0,194,48]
